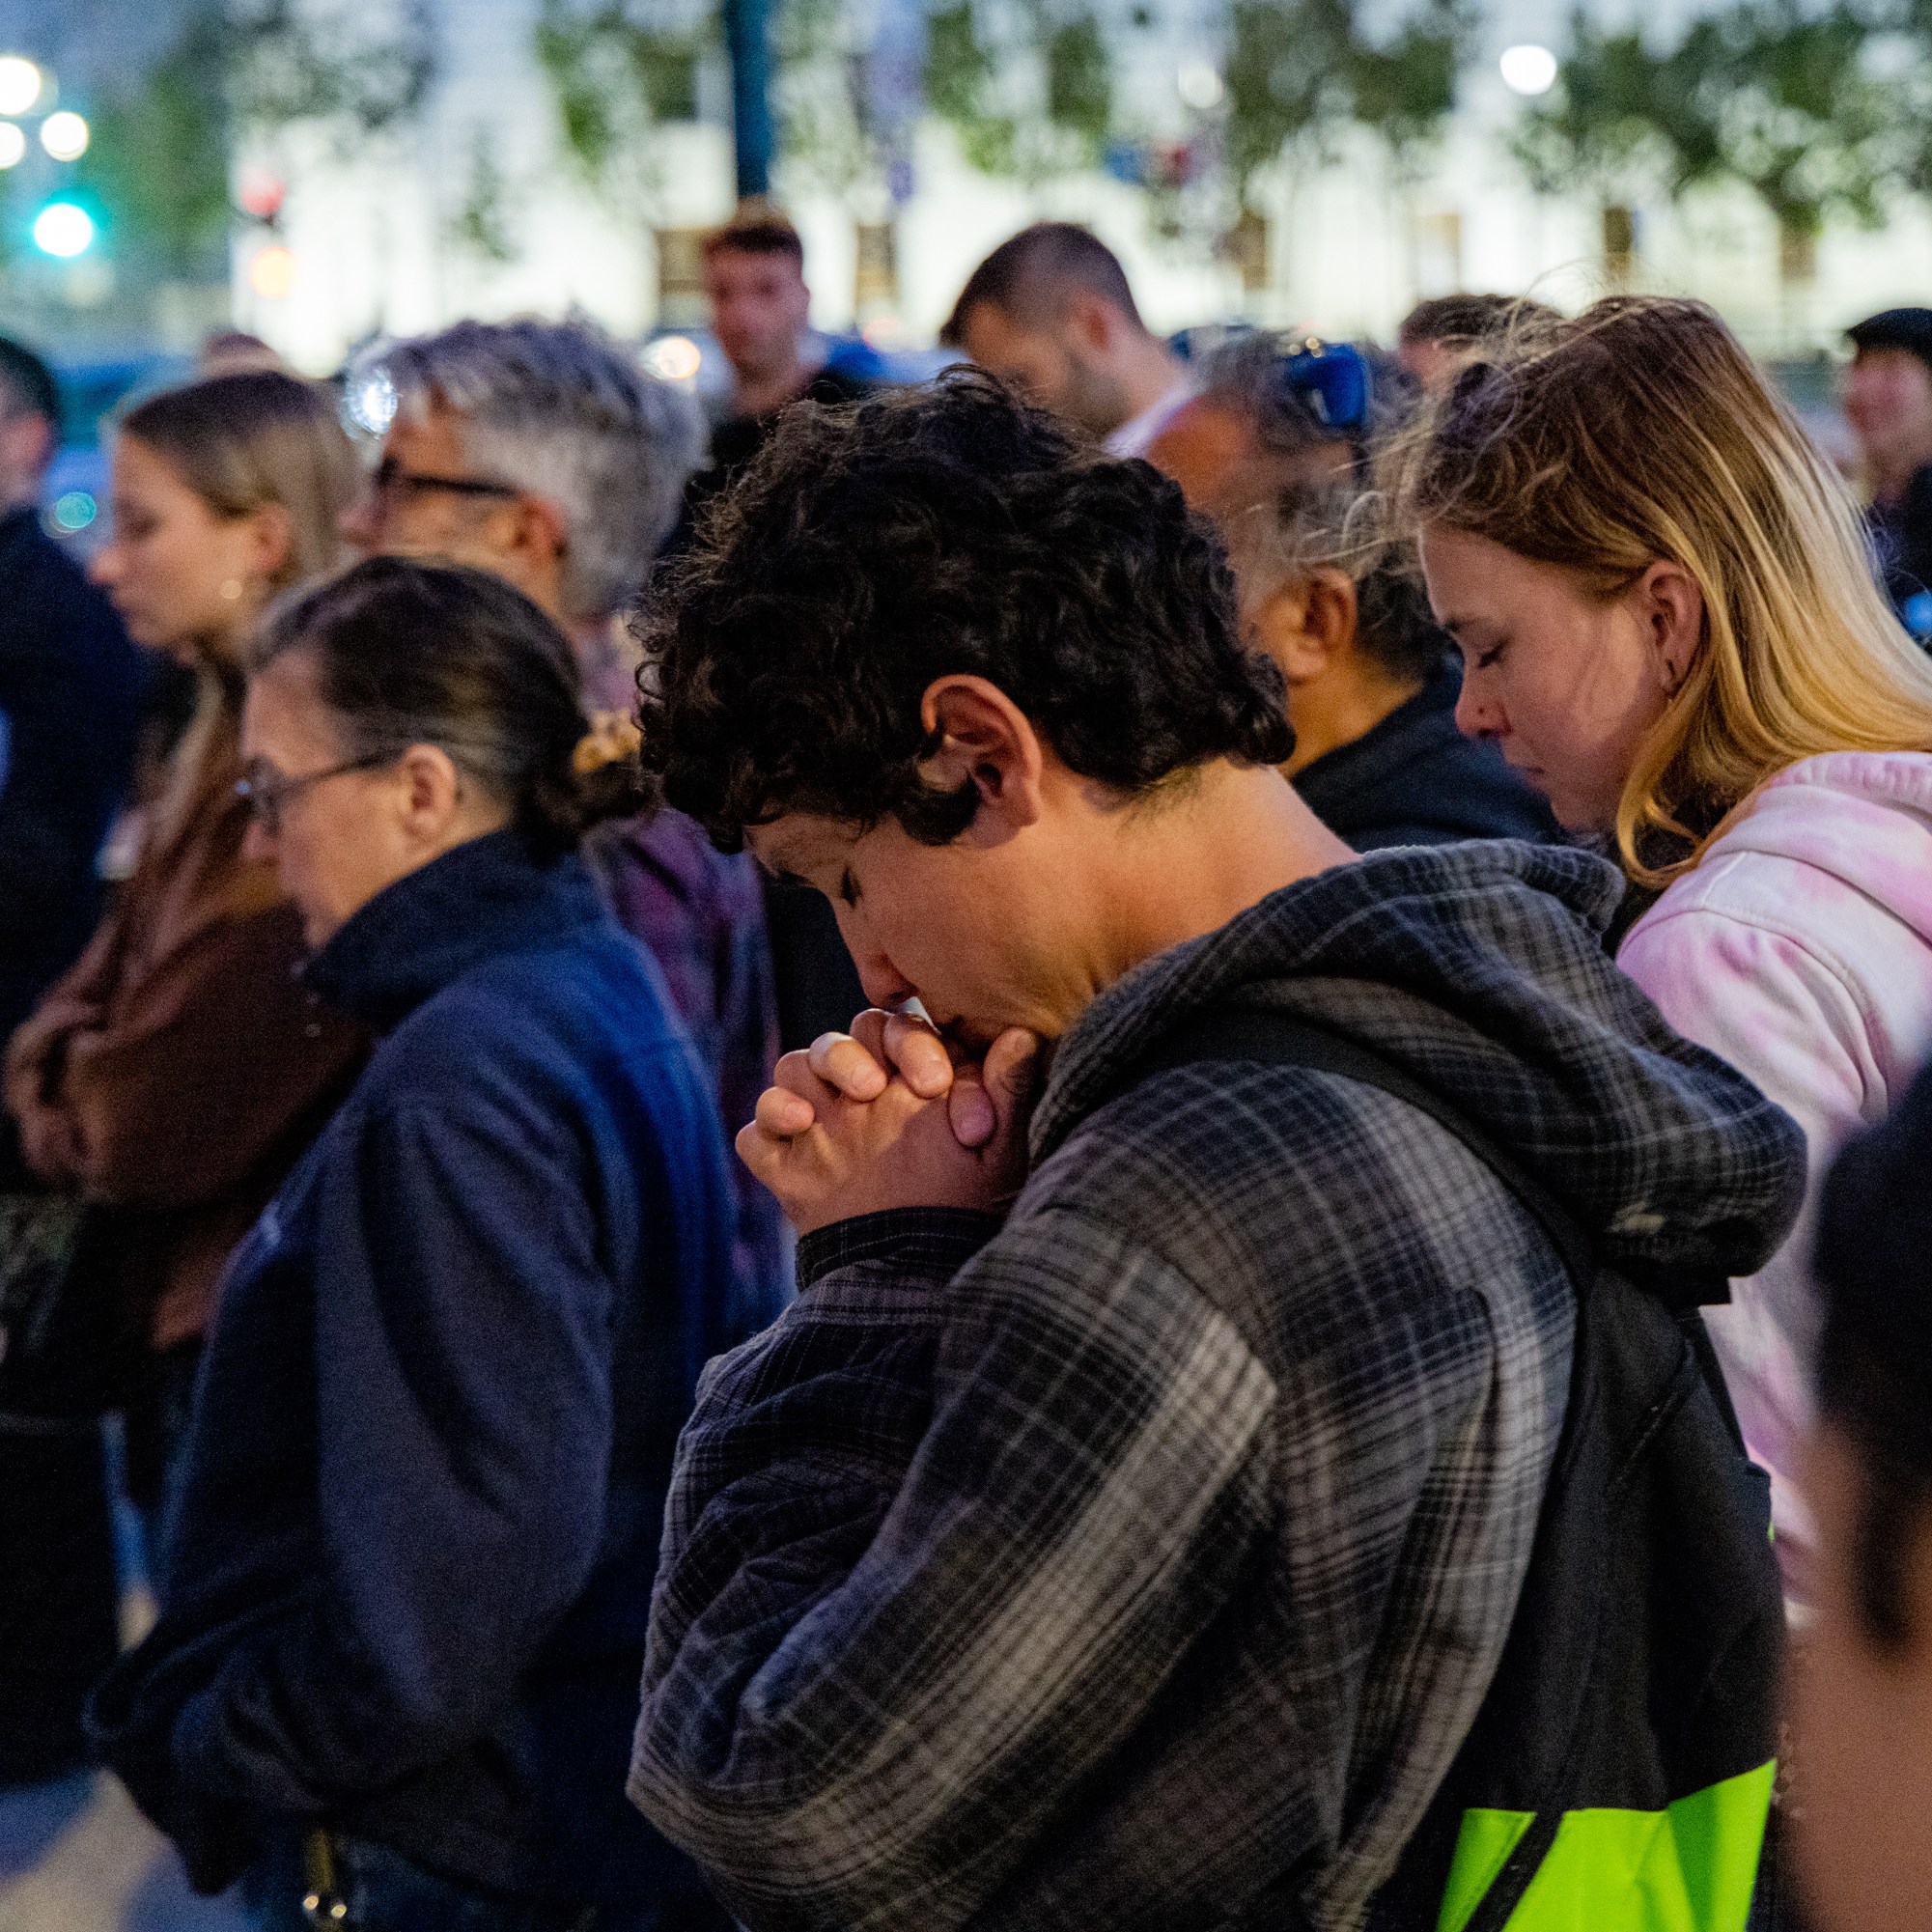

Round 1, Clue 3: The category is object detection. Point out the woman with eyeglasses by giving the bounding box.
[3,369,366,1508]
[92,556,760,1932]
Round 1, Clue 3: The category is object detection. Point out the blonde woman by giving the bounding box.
[1401,295,1932,1602]
[4,370,367,1509]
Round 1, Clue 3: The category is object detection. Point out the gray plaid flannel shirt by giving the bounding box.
[630,843,1805,1932]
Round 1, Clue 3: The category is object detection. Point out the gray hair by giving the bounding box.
[1190,334,1449,685]
[365,317,704,622]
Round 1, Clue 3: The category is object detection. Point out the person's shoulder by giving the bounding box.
[806,363,876,406]
[1028,1051,1505,1274]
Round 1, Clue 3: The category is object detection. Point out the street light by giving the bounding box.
[1499,44,1559,96]
[0,55,40,118]
[40,109,86,160]
[1178,60,1224,110]
[0,123,23,169]
[33,201,94,258]
[249,244,298,298]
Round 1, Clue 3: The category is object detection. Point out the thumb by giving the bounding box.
[979,1028,1042,1144]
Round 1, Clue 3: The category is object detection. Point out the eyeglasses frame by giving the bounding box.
[236,753,393,835]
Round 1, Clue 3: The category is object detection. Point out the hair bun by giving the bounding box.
[527,711,657,847]
[574,711,644,775]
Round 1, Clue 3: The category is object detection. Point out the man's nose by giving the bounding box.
[339,490,379,549]
[852,950,917,1021]
[240,818,276,867]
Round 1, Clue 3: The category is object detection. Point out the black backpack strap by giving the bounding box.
[1126,1006,1598,1292]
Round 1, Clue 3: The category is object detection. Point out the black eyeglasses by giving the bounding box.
[367,456,520,507]
[236,755,391,834]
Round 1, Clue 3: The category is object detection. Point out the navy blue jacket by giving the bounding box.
[0,506,150,1068]
[1295,655,1557,852]
[92,830,777,1906]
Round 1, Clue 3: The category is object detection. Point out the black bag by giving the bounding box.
[0,1195,147,1419]
[1126,1005,1786,1932]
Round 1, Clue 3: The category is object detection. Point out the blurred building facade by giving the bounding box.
[2,0,1930,372]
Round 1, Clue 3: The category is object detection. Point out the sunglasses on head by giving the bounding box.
[1277,338,1373,436]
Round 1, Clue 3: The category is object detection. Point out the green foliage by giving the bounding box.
[57,0,436,279]
[1045,14,1111,161]
[1224,0,1352,189]
[449,128,518,262]
[1672,0,1894,237]
[229,0,437,141]
[1350,0,1476,177]
[921,0,1115,184]
[1223,0,1474,198]
[925,1,1017,173]
[1509,9,1668,201]
[534,0,712,209]
[75,2,232,277]
[1519,0,1903,250]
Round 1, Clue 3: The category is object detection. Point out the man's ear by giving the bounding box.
[393,742,466,844]
[916,676,1046,844]
[499,492,573,596]
[1631,560,1705,697]
[1249,569,1358,687]
[1064,290,1121,359]
[1,410,52,484]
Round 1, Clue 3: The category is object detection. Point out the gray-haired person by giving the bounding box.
[344,316,787,1306]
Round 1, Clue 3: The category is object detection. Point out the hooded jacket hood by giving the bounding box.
[1689,750,1932,945]
[304,827,610,1034]
[1037,839,1806,1290]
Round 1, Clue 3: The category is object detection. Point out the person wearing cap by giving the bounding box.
[1844,308,1932,640]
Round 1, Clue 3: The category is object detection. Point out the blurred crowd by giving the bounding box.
[3,208,1932,1932]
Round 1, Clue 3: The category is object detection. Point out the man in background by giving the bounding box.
[1396,293,1558,391]
[1844,307,1932,641]
[684,209,873,527]
[0,336,150,1107]
[942,221,1192,455]
[343,315,789,1304]
[0,333,150,1789]
[1799,1058,1932,1931]
[1149,334,1554,850]
[684,207,871,1051]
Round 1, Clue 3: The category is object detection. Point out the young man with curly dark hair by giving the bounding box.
[626,374,1805,1932]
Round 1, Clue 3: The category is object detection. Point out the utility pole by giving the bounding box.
[723,0,774,202]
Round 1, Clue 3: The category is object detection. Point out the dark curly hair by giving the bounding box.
[636,370,1292,850]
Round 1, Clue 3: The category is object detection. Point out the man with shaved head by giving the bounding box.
[941,221,1192,455]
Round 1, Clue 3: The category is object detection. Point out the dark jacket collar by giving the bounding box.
[305,828,608,1032]
[0,502,40,554]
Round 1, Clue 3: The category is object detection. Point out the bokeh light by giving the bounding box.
[0,123,24,169]
[1499,43,1558,96]
[249,244,298,298]
[40,109,88,160]
[0,56,41,118]
[32,201,94,258]
[346,365,399,437]
[50,490,97,532]
[1178,61,1224,110]
[645,335,703,383]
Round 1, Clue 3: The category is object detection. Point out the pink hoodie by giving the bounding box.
[1619,750,1932,1603]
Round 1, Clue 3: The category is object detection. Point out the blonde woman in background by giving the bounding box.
[4,369,368,1520]
[1400,295,1932,1607]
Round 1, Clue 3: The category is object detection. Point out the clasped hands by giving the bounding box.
[737,1008,1043,1237]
